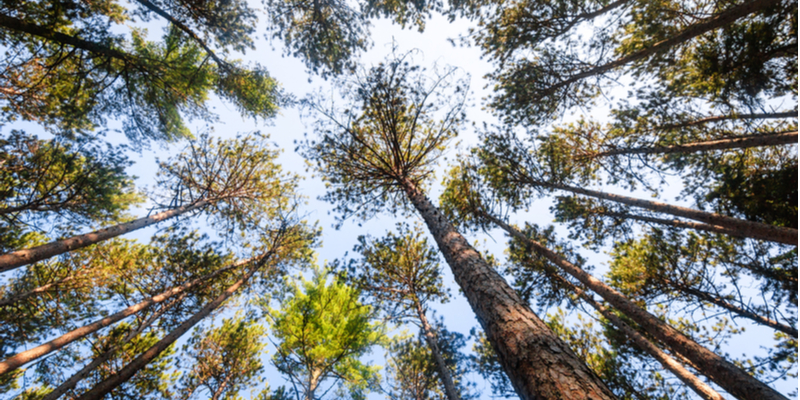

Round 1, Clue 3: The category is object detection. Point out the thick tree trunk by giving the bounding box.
[542,0,780,96]
[413,299,461,400]
[39,293,186,400]
[665,279,798,337]
[486,213,787,400]
[588,131,797,159]
[0,200,208,274]
[72,262,263,400]
[400,180,617,400]
[0,255,248,375]
[520,178,797,245]
[551,274,725,400]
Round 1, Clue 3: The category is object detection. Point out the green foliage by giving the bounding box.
[268,268,384,400]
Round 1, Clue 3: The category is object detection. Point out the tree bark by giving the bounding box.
[412,299,461,400]
[0,255,249,375]
[596,211,756,240]
[0,272,86,307]
[72,260,264,400]
[485,213,788,400]
[541,0,780,96]
[39,293,187,400]
[660,111,797,130]
[400,180,617,400]
[0,200,208,274]
[551,274,725,400]
[587,131,797,159]
[664,278,797,337]
[520,178,797,245]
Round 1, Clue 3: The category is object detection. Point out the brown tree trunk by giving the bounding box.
[542,0,780,96]
[413,298,461,400]
[660,111,797,130]
[551,274,725,400]
[400,180,617,400]
[0,272,87,307]
[0,200,208,273]
[72,261,264,400]
[520,178,797,245]
[597,211,754,239]
[588,131,797,159]
[0,255,248,375]
[40,293,187,400]
[664,278,797,337]
[485,213,788,400]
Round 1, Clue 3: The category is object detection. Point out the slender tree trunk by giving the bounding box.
[210,375,232,400]
[660,111,797,130]
[519,178,797,245]
[664,278,798,337]
[40,293,187,400]
[0,255,248,375]
[72,261,264,400]
[400,180,617,400]
[412,299,461,400]
[485,213,788,400]
[587,131,797,159]
[0,272,87,307]
[541,0,780,96]
[597,211,754,239]
[551,274,725,400]
[0,200,208,274]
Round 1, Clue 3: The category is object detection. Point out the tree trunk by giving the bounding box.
[596,211,755,239]
[664,278,798,337]
[39,293,187,400]
[540,0,780,96]
[400,180,617,400]
[0,254,249,375]
[0,200,208,273]
[72,261,264,400]
[413,299,461,400]
[551,274,725,400]
[660,111,797,130]
[520,178,797,245]
[0,272,86,307]
[485,213,788,400]
[588,131,797,159]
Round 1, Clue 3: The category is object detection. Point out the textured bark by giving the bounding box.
[0,255,248,375]
[552,274,725,400]
[588,131,797,159]
[486,213,788,400]
[542,0,780,95]
[520,178,797,245]
[401,180,617,400]
[73,262,263,400]
[413,299,461,400]
[665,279,798,337]
[40,294,186,400]
[0,200,208,273]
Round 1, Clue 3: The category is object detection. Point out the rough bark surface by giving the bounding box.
[487,214,788,400]
[0,200,207,273]
[414,300,461,400]
[522,179,797,245]
[588,131,798,158]
[0,255,247,375]
[402,180,617,400]
[73,262,263,400]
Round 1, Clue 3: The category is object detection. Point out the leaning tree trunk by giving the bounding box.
[0,200,208,273]
[72,261,264,400]
[550,274,725,400]
[663,278,798,337]
[0,271,88,307]
[594,211,754,240]
[660,111,797,130]
[400,180,617,400]
[0,255,250,375]
[40,293,188,400]
[413,298,461,400]
[485,213,787,400]
[587,131,798,159]
[520,178,797,245]
[540,0,780,97]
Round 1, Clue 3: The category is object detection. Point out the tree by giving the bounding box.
[0,133,296,273]
[345,224,468,400]
[179,314,268,400]
[268,268,384,400]
[0,0,283,143]
[301,52,617,400]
